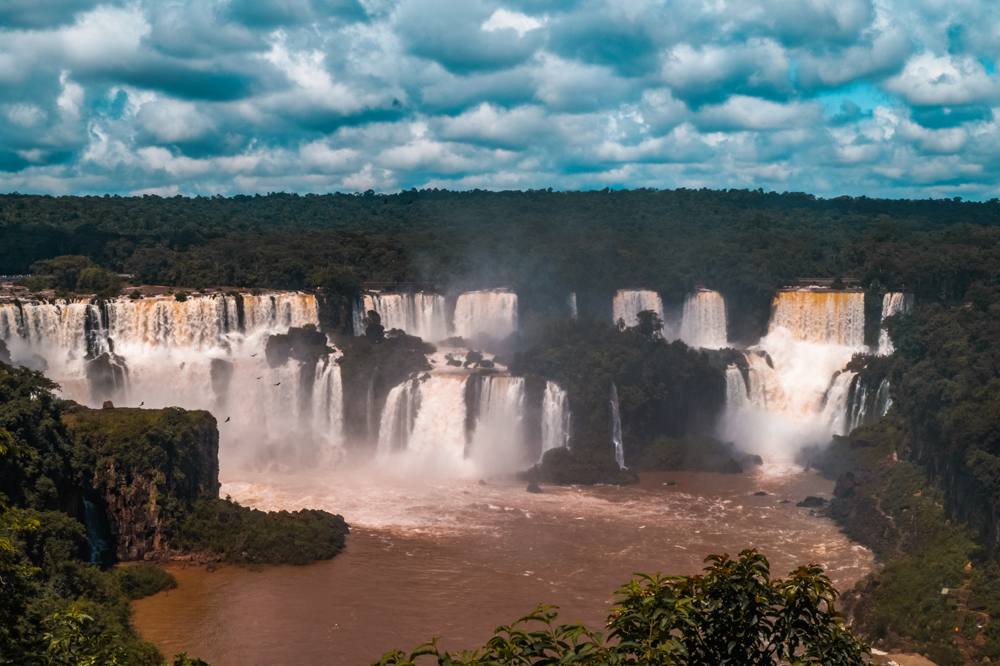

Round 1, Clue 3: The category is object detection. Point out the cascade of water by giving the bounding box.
[399,375,471,471]
[725,365,749,410]
[453,290,518,340]
[568,293,578,319]
[769,291,865,347]
[470,376,527,472]
[610,383,625,469]
[844,376,892,434]
[377,379,420,454]
[353,297,367,336]
[312,355,345,461]
[719,291,868,465]
[877,292,914,355]
[612,290,663,330]
[680,290,728,349]
[541,381,571,453]
[82,498,110,565]
[822,371,857,436]
[102,293,318,351]
[356,293,449,342]
[0,301,93,355]
[747,366,767,407]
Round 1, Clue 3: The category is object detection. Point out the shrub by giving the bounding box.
[375,550,870,666]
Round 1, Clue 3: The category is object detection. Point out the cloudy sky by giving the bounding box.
[0,0,999,198]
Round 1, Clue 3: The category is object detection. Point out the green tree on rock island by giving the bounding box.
[376,550,869,666]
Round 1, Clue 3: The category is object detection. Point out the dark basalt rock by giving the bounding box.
[754,491,768,496]
[797,496,827,508]
[520,447,639,487]
[666,481,677,486]
[779,500,791,504]
[102,401,114,409]
[834,471,859,499]
[526,482,543,494]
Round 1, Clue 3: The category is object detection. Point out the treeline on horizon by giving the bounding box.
[2,187,1000,343]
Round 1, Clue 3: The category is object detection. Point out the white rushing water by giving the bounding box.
[844,376,891,435]
[725,365,748,410]
[470,375,527,472]
[877,292,914,355]
[1,293,334,470]
[679,290,728,349]
[312,355,345,463]
[354,293,449,342]
[610,383,625,469]
[568,293,578,319]
[722,291,867,465]
[612,289,663,330]
[453,290,518,341]
[541,381,570,452]
[384,375,473,476]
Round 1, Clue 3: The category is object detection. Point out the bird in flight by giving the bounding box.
[256,376,262,380]
[274,382,281,386]
[251,353,258,357]
[225,416,230,423]
[139,401,144,406]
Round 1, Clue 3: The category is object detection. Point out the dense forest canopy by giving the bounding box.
[4,188,1000,344]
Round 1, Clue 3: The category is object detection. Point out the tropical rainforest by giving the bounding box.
[4,187,1000,663]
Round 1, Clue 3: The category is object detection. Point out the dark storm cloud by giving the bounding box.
[2,0,1000,200]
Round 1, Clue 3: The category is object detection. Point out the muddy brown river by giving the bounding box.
[133,469,874,665]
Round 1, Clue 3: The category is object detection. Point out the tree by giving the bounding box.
[635,310,663,340]
[374,549,869,666]
[30,255,93,292]
[76,267,122,298]
[364,310,385,343]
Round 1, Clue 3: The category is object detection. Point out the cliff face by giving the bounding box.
[63,405,219,561]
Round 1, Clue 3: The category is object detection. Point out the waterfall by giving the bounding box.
[1,292,328,471]
[845,376,892,434]
[822,371,857,436]
[610,383,625,469]
[469,376,527,472]
[353,297,367,336]
[720,291,868,464]
[371,375,471,474]
[680,290,728,349]
[377,379,420,454]
[355,293,449,342]
[83,498,110,565]
[312,356,345,461]
[612,290,663,330]
[104,293,318,350]
[769,291,865,346]
[541,381,570,453]
[0,300,94,356]
[453,290,518,340]
[878,292,914,355]
[568,293,578,319]
[726,365,749,410]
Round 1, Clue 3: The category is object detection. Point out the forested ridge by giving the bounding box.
[4,188,1000,343]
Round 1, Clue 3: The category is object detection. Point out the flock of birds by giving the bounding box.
[144,351,281,426]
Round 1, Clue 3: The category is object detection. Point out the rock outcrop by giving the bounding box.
[63,405,220,561]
